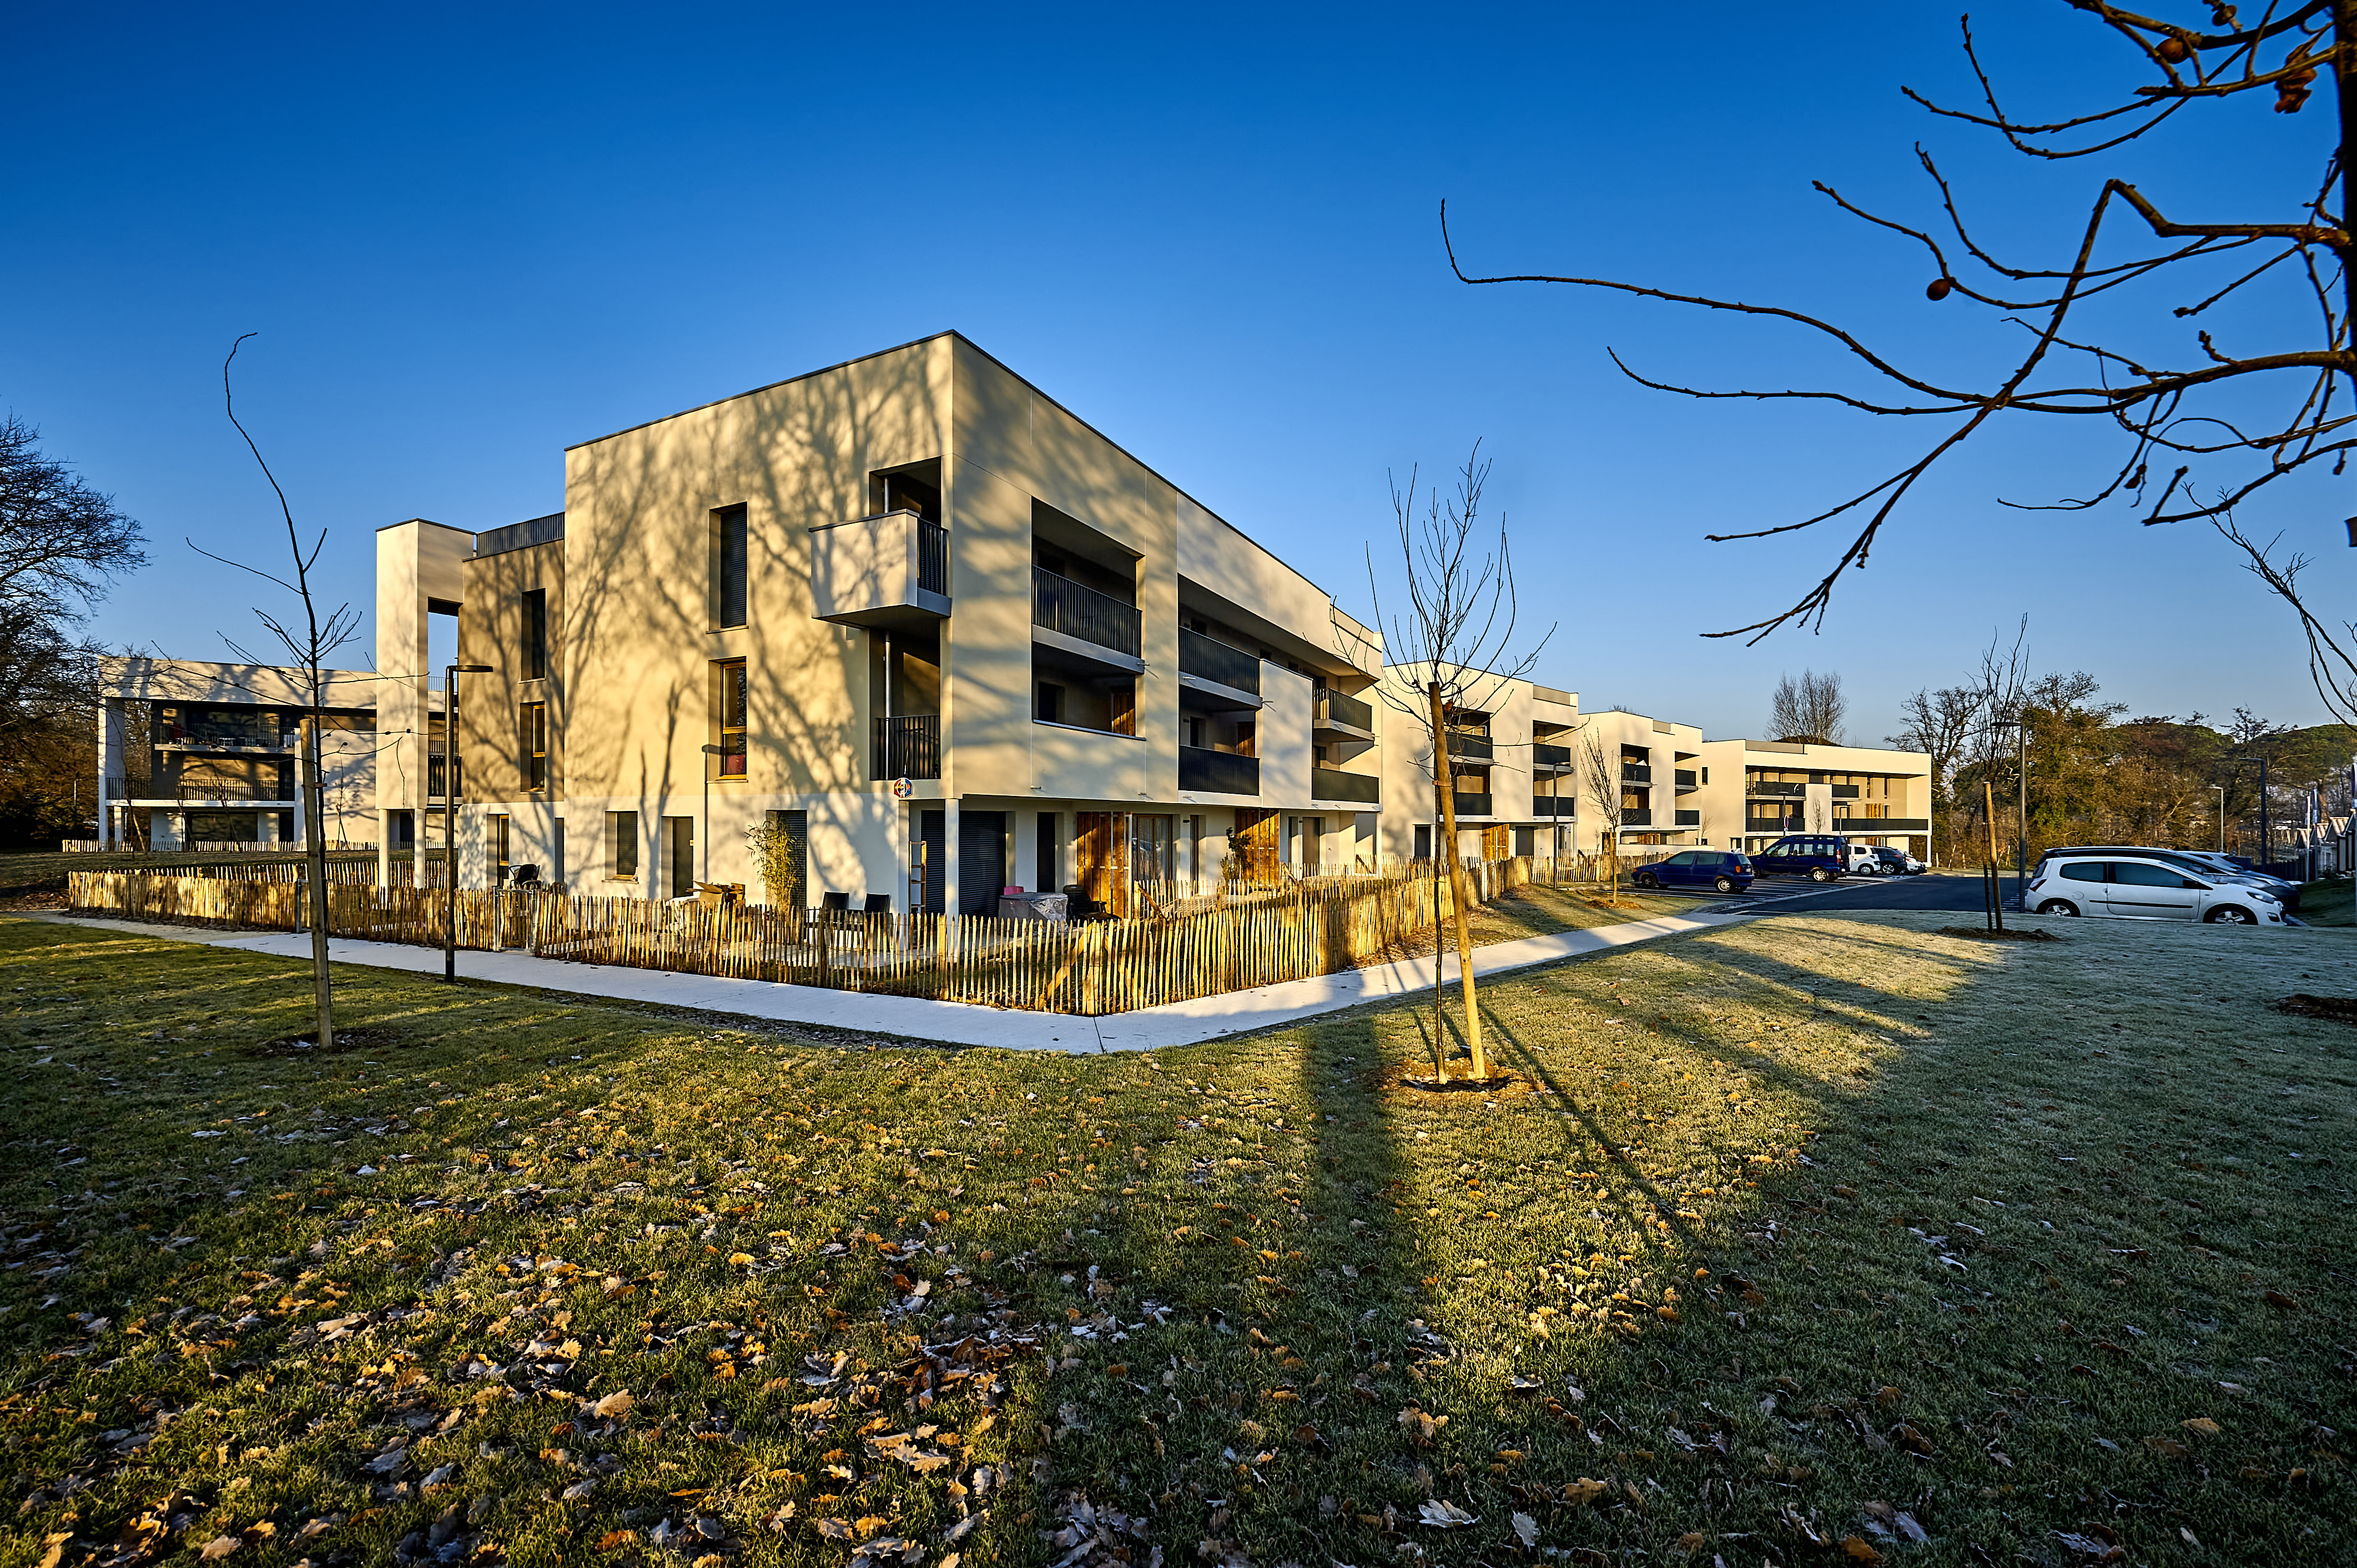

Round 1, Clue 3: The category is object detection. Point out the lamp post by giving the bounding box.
[2213,785,2226,853]
[443,663,493,982]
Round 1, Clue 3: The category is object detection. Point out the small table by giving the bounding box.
[998,892,1069,923]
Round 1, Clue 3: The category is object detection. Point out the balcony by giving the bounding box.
[1675,809,1700,827]
[1034,567,1144,672]
[1178,628,1261,708]
[1180,744,1258,796]
[809,511,952,631]
[1747,780,1804,798]
[1447,730,1493,763]
[1313,688,1376,739]
[1621,763,1652,783]
[1674,769,1698,790]
[1311,766,1379,805]
[1622,808,1654,827]
[1838,816,1929,832]
[1533,742,1572,770]
[1532,796,1574,818]
[1452,791,1493,818]
[870,715,941,781]
[1832,783,1861,799]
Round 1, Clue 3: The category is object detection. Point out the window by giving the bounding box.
[1035,682,1064,723]
[520,702,547,791]
[2059,863,2103,883]
[714,660,747,777]
[607,811,639,879]
[2114,860,2196,888]
[714,505,748,629]
[487,814,510,883]
[521,588,547,680]
[1110,683,1135,736]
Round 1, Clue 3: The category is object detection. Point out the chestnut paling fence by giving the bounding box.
[65,853,1674,1016]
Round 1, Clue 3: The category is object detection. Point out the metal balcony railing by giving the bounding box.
[1621,762,1653,783]
[1178,628,1260,694]
[870,714,941,780]
[1310,766,1379,805]
[1033,567,1141,657]
[917,520,948,596]
[1447,730,1493,762]
[1180,745,1259,795]
[1674,769,1697,788]
[1533,742,1572,768]
[1315,688,1375,733]
[1622,808,1654,826]
[1747,780,1804,798]
[1533,796,1574,818]
[1452,791,1493,818]
[1831,783,1861,799]
[1675,809,1700,826]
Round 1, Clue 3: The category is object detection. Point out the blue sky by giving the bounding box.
[7,2,2348,742]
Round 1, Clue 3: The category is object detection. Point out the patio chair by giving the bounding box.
[820,890,851,912]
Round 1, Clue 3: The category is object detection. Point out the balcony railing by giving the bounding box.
[1178,628,1260,695]
[1533,796,1574,818]
[1674,769,1698,788]
[1675,809,1701,826]
[1747,780,1804,798]
[918,520,948,596]
[1621,762,1653,783]
[1180,744,1259,795]
[1622,808,1654,826]
[1452,791,1492,818]
[1315,688,1375,733]
[1533,742,1572,769]
[1447,730,1493,762]
[870,714,941,780]
[1311,766,1379,805]
[1837,816,1929,832]
[1033,567,1141,657]
[1831,783,1861,799]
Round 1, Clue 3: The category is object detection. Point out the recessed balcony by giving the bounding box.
[1447,730,1493,763]
[1310,766,1379,805]
[809,511,950,631]
[1178,627,1260,710]
[1180,744,1258,796]
[1533,742,1573,772]
[1313,688,1376,740]
[1034,567,1144,674]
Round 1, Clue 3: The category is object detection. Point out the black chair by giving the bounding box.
[510,864,541,888]
[820,890,851,912]
[1062,883,1104,919]
[862,894,892,914]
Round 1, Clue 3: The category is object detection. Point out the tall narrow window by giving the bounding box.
[521,588,547,680]
[715,659,747,777]
[607,811,639,879]
[715,505,748,629]
[520,701,547,791]
[487,814,511,884]
[1110,683,1136,736]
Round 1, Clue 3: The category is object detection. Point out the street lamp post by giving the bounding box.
[444,663,493,982]
[2014,715,2029,909]
[2213,785,2226,853]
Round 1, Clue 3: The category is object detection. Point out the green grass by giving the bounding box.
[2,910,2352,1566]
[2297,877,2354,927]
[1363,879,1694,961]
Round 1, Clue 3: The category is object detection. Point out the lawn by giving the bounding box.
[1359,879,1694,962]
[2,909,2351,1567]
[2296,878,2353,928]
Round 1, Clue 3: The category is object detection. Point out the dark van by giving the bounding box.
[1752,834,1850,882]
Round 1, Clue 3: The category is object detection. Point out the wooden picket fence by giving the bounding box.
[66,850,1686,1015]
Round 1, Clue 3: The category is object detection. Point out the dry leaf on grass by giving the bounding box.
[1511,1512,1539,1547]
[1417,1499,1477,1528]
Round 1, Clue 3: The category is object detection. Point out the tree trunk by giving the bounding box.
[300,714,334,1046]
[1430,682,1487,1080]
[1982,774,2005,934]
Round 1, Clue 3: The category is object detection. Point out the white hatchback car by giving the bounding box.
[2027,855,2285,925]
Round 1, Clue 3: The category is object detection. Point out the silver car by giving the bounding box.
[2028,855,2284,925]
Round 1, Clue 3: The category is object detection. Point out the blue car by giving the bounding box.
[1632,850,1755,893]
[1752,834,1850,881]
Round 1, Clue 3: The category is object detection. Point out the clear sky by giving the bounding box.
[8,2,2347,743]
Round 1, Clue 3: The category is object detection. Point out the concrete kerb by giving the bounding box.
[23,909,1751,1055]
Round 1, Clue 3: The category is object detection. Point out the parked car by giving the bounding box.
[1752,835,1851,881]
[1631,850,1755,894]
[2027,854,2285,924]
[2033,845,2298,911]
[1873,847,1927,875]
[1845,844,1887,876]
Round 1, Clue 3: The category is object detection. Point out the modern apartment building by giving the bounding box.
[1375,673,1932,863]
[94,658,396,850]
[380,333,1387,912]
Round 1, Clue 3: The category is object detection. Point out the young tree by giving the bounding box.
[1770,669,1848,744]
[194,336,362,1051]
[1365,446,1551,1085]
[1444,5,2357,642]
[1576,722,1625,895]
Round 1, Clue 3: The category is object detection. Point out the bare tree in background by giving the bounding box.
[1575,723,1626,895]
[1890,683,1984,827]
[1364,445,1551,1086]
[1444,5,2357,643]
[1770,669,1849,744]
[193,336,363,1051]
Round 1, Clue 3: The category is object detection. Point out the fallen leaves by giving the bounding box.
[1416,1499,1477,1528]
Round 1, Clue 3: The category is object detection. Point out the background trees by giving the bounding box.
[1770,669,1849,744]
[0,415,145,848]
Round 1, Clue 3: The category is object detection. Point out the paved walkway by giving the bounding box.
[27,909,1748,1054]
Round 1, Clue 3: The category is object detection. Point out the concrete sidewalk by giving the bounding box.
[27,908,1747,1054]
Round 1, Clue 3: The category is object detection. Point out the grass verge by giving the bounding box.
[2,910,2351,1566]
